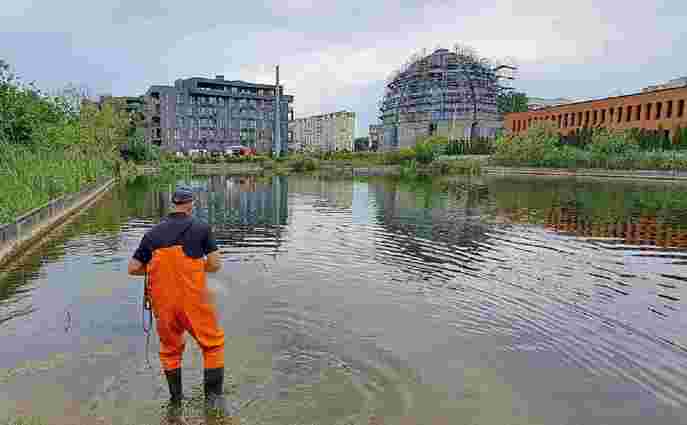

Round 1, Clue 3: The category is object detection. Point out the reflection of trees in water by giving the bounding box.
[0,186,134,326]
[489,177,687,247]
[368,179,494,282]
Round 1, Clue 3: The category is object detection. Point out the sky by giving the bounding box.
[1,0,686,136]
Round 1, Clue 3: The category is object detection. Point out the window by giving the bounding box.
[593,110,598,124]
[601,109,606,123]
[578,112,583,126]
[585,111,590,126]
[626,106,632,122]
[190,96,196,105]
[656,102,663,120]
[609,107,614,123]
[617,106,623,123]
[177,94,184,104]
[558,115,562,128]
[667,100,673,118]
[570,113,575,127]
[646,103,652,120]
[636,105,641,121]
[679,100,685,118]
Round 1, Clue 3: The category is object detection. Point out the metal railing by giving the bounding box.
[0,176,114,257]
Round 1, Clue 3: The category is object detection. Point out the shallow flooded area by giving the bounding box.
[2,174,687,424]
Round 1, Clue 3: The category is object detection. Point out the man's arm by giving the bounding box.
[203,225,221,273]
[129,234,152,276]
[128,258,147,276]
[205,251,221,273]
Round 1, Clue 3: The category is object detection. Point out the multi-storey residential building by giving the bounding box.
[369,124,383,151]
[288,111,355,152]
[506,86,687,142]
[144,75,293,154]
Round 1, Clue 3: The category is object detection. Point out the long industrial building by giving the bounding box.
[288,111,355,152]
[506,86,687,141]
[144,75,293,154]
[379,48,511,150]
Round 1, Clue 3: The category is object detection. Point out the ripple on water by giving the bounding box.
[3,175,687,423]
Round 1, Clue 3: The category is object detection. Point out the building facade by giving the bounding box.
[369,124,383,151]
[288,111,355,152]
[144,75,293,154]
[379,48,508,151]
[506,86,687,142]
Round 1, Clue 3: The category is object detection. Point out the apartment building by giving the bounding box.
[369,124,383,151]
[144,75,293,154]
[288,111,355,152]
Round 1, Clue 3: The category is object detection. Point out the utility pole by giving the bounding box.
[274,65,281,158]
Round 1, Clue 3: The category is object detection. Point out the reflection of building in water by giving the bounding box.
[368,181,493,281]
[287,176,354,212]
[495,205,687,248]
[203,175,289,253]
[544,208,687,247]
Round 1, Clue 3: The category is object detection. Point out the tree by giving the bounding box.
[79,99,129,161]
[452,44,515,142]
[497,92,528,114]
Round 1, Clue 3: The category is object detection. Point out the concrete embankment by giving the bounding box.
[484,166,687,182]
[0,177,116,267]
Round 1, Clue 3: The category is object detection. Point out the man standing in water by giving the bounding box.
[128,186,229,420]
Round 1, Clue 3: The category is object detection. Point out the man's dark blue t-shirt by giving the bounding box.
[133,213,218,265]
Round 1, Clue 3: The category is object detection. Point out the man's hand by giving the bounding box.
[128,258,147,276]
[205,251,221,273]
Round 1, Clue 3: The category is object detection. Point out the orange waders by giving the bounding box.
[147,245,225,372]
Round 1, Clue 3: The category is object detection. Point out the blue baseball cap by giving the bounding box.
[172,185,194,204]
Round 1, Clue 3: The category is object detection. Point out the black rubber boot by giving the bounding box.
[204,367,229,416]
[164,368,183,421]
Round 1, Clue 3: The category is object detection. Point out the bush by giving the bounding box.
[493,122,560,166]
[291,157,319,172]
[414,142,435,164]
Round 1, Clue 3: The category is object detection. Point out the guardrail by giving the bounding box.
[0,176,115,265]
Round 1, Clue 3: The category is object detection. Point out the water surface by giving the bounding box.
[2,174,687,424]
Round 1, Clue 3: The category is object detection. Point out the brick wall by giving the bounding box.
[506,86,687,141]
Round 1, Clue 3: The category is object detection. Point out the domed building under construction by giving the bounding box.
[379,48,513,150]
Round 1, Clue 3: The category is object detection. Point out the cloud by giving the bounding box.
[1,0,686,135]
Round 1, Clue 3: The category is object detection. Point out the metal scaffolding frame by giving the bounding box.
[379,46,516,145]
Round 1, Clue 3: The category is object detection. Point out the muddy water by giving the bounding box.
[2,174,687,424]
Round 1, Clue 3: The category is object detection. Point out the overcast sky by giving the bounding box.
[2,0,686,136]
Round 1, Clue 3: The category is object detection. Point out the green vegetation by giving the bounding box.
[0,60,129,224]
[493,122,687,170]
[497,91,528,114]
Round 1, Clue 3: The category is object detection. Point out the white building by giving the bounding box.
[288,111,355,153]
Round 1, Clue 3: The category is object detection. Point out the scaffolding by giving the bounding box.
[379,47,516,146]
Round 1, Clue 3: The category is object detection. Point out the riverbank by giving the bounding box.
[484,166,687,182]
[0,177,115,268]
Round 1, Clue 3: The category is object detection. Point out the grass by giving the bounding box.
[0,145,113,225]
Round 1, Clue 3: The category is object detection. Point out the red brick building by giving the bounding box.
[505,86,687,141]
